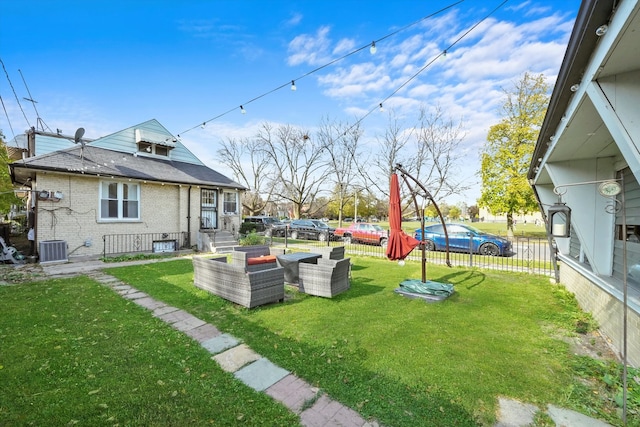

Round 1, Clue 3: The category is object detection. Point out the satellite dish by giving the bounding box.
[74,127,85,144]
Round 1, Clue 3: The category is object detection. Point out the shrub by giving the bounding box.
[239,232,265,246]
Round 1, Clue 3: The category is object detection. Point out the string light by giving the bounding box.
[379,103,384,112]
[175,0,474,137]
[343,0,509,137]
[200,122,206,129]
[291,80,297,91]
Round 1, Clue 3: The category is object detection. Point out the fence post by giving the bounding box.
[468,235,473,267]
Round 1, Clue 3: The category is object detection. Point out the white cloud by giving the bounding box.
[287,26,333,66]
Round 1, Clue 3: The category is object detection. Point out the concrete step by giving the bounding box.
[206,230,239,253]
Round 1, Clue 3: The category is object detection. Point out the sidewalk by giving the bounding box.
[39,258,614,427]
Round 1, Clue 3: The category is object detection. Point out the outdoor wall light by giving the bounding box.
[548,200,571,238]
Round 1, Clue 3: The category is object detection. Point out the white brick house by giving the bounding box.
[9,119,245,260]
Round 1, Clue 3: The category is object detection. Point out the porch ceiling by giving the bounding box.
[545,95,619,164]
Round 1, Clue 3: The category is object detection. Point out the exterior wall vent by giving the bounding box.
[39,240,68,264]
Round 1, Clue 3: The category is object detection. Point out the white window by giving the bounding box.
[100,181,140,220]
[223,192,237,214]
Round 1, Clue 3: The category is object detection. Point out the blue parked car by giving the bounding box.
[413,223,512,256]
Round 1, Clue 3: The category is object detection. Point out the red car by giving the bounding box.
[334,222,388,246]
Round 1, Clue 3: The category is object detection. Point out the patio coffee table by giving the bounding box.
[276,252,322,284]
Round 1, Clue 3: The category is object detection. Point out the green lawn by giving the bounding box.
[0,276,299,426]
[1,258,633,426]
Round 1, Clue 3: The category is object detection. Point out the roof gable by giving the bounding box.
[90,119,203,165]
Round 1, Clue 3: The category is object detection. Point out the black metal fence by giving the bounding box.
[281,235,555,277]
[103,232,189,257]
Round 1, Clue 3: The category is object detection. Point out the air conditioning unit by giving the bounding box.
[39,240,68,264]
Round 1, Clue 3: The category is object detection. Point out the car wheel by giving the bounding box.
[290,231,298,240]
[380,238,388,248]
[318,232,327,242]
[479,242,500,256]
[343,235,352,245]
[424,240,436,251]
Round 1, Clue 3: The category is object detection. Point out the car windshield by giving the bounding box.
[462,224,485,234]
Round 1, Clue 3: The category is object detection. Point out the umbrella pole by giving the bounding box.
[421,208,426,283]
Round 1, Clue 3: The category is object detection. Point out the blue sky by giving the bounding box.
[1,0,581,204]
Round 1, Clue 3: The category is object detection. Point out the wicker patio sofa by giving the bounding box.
[192,256,285,308]
[298,257,351,298]
[231,245,286,272]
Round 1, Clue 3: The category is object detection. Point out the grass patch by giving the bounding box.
[1,257,633,426]
[0,276,299,426]
[100,257,631,426]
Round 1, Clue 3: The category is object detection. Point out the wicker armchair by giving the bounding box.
[298,257,351,298]
[193,257,284,308]
[316,246,345,260]
[231,245,286,272]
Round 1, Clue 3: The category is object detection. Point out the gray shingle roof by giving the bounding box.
[10,145,245,189]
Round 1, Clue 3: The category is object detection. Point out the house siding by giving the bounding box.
[90,119,203,165]
[560,263,640,367]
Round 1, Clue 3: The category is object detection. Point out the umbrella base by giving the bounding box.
[395,279,455,302]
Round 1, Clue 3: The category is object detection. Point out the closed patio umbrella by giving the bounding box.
[386,173,420,260]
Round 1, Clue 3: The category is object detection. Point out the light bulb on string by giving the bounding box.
[370,41,377,54]
[200,122,206,129]
[441,50,447,60]
[240,105,246,114]
[379,103,384,112]
[291,80,297,91]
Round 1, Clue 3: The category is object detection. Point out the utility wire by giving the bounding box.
[19,69,51,133]
[0,93,17,141]
[178,0,465,136]
[0,58,31,131]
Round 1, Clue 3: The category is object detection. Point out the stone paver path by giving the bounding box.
[87,269,381,427]
[38,259,615,427]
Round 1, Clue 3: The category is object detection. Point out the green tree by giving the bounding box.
[448,206,461,220]
[479,73,550,233]
[424,204,438,220]
[0,133,21,216]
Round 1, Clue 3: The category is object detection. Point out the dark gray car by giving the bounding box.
[288,219,335,241]
[240,216,287,237]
